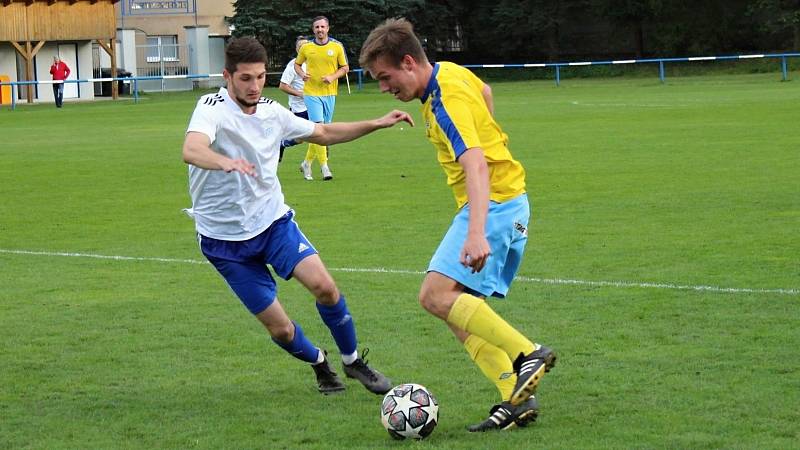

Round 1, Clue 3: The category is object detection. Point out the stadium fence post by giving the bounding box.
[659,60,666,83]
[555,65,560,86]
[781,56,788,81]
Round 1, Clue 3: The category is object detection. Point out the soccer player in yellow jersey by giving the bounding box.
[295,16,349,181]
[360,18,557,432]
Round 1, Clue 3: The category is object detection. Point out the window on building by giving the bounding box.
[146,35,179,62]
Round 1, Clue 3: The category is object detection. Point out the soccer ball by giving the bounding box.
[380,383,439,440]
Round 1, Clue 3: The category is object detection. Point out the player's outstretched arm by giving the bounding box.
[182,132,256,176]
[306,110,414,146]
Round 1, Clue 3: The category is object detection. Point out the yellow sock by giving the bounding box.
[447,293,535,360]
[304,144,314,163]
[464,335,516,401]
[309,143,328,165]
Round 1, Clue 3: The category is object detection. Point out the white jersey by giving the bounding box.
[185,87,315,241]
[280,58,307,113]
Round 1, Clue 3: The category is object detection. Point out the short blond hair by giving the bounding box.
[359,18,428,75]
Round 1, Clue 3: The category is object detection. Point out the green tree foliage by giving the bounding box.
[749,0,800,50]
[594,0,663,57]
[229,0,799,66]
[486,0,588,61]
[229,0,427,69]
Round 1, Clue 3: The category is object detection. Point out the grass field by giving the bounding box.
[1,72,799,449]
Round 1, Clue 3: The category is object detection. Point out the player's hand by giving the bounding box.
[460,235,490,273]
[322,75,333,84]
[300,73,310,82]
[222,158,256,177]
[377,110,415,128]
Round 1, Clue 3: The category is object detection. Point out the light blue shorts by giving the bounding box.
[428,194,530,298]
[304,95,336,123]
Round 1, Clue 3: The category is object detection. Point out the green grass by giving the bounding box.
[1,72,799,449]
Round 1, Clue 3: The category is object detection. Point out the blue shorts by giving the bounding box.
[428,194,530,298]
[304,95,336,123]
[199,210,318,315]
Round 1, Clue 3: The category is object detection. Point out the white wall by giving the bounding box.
[77,41,95,100]
[208,36,226,87]
[35,44,65,102]
[32,41,95,102]
[0,44,17,82]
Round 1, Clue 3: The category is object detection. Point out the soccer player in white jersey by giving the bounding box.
[277,35,309,163]
[182,37,412,395]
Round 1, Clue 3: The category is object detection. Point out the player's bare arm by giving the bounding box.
[182,131,256,176]
[458,147,491,273]
[279,82,303,98]
[294,62,309,81]
[322,65,350,84]
[307,110,413,145]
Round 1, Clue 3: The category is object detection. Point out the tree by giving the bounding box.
[749,0,800,50]
[227,0,301,67]
[229,0,425,69]
[228,0,795,66]
[594,0,663,57]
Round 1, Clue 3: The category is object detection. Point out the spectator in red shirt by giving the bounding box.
[49,56,70,108]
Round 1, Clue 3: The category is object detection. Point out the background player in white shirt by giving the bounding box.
[278,35,309,163]
[182,37,413,395]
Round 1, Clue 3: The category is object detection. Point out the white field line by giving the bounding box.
[1,248,797,296]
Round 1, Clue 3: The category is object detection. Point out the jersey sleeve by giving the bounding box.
[186,96,219,143]
[275,103,315,141]
[280,60,296,85]
[338,43,348,66]
[295,45,307,65]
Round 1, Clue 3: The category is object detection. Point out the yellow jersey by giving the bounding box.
[421,62,526,208]
[296,38,348,97]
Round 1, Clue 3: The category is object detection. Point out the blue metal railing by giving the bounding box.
[353,52,800,88]
[2,52,797,110]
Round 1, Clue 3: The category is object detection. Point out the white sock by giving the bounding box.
[341,351,358,365]
[312,348,325,365]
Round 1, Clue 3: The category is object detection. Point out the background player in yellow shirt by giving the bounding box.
[295,16,349,181]
[360,18,557,432]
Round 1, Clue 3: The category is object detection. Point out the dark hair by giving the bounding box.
[359,18,427,74]
[224,36,268,74]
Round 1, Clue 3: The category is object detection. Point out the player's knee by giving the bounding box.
[311,278,339,305]
[418,288,443,317]
[268,321,295,343]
